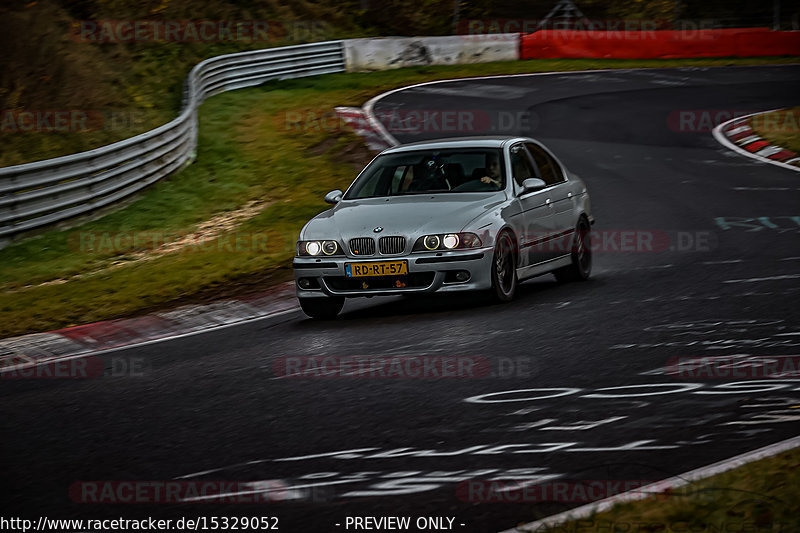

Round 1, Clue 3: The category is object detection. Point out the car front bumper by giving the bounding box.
[293,247,495,298]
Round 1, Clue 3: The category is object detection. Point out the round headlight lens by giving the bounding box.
[322,241,338,255]
[305,241,322,255]
[424,235,440,250]
[443,234,459,249]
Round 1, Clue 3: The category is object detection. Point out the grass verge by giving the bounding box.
[538,445,800,532]
[749,107,800,156]
[2,56,799,338]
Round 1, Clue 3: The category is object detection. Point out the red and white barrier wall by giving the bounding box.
[521,28,800,59]
[341,30,798,71]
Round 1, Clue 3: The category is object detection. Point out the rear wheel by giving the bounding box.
[554,217,592,283]
[490,231,518,302]
[299,297,345,319]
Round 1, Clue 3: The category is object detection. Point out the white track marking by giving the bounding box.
[732,187,800,191]
[723,274,800,284]
[181,479,362,503]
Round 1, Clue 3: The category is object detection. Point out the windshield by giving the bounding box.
[344,148,506,199]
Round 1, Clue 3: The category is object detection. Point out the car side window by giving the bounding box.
[510,144,539,187]
[525,142,564,186]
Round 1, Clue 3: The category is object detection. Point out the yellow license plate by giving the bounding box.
[346,260,408,278]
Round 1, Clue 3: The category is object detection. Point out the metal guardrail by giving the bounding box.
[0,40,345,244]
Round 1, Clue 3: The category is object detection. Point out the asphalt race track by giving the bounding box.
[3,65,800,532]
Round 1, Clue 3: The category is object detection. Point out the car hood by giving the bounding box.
[301,193,506,241]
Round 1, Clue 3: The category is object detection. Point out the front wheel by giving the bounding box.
[299,297,345,319]
[490,231,518,302]
[554,217,592,283]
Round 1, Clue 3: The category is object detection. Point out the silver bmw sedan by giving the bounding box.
[293,136,594,318]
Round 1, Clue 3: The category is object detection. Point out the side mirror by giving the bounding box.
[324,189,343,204]
[521,178,547,193]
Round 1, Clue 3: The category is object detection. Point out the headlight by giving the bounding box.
[306,241,321,256]
[298,240,342,256]
[442,234,459,249]
[322,241,338,255]
[424,235,440,250]
[413,232,482,252]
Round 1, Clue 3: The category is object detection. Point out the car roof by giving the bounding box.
[380,136,532,154]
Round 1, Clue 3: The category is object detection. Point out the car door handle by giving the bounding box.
[545,198,552,206]
[567,192,572,198]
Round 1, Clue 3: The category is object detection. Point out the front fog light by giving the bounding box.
[305,241,322,255]
[443,234,459,249]
[424,235,440,250]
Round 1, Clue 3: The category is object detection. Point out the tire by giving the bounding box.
[299,297,345,319]
[554,217,592,283]
[490,231,518,302]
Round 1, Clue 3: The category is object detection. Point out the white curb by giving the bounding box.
[713,109,800,173]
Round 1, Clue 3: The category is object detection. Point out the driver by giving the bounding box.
[479,154,502,188]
